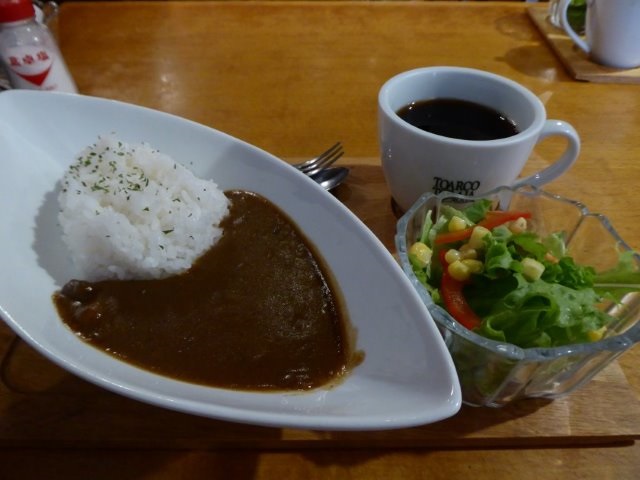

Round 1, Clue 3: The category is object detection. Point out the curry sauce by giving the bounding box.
[53,191,359,391]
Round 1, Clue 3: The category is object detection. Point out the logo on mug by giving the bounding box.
[433,177,481,196]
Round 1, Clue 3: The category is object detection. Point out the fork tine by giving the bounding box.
[295,143,342,173]
[302,143,343,173]
[303,147,344,177]
[294,142,343,173]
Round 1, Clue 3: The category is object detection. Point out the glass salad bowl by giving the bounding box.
[396,185,640,407]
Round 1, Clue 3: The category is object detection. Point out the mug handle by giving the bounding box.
[514,119,580,188]
[559,0,590,55]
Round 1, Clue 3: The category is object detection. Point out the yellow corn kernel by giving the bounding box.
[521,257,545,281]
[544,252,560,264]
[409,242,432,268]
[587,326,607,342]
[448,260,471,282]
[468,226,490,250]
[459,243,478,260]
[509,217,528,234]
[462,258,484,274]
[448,215,467,232]
[444,248,461,265]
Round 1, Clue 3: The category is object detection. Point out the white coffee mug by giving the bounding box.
[560,0,640,69]
[378,67,580,212]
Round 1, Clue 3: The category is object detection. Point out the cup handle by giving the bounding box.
[559,0,589,54]
[514,119,580,188]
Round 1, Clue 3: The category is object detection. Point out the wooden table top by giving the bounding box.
[2,1,640,478]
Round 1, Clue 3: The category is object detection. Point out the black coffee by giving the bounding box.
[396,98,519,141]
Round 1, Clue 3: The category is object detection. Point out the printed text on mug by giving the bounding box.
[432,177,481,196]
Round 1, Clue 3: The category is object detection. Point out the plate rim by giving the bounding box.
[0,90,462,430]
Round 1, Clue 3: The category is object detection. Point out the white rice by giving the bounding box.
[58,134,230,281]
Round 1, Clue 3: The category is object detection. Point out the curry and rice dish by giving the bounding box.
[53,135,360,391]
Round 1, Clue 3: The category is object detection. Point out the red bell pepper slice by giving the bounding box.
[438,251,482,330]
[434,210,532,246]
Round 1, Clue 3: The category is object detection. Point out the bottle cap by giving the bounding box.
[0,0,35,23]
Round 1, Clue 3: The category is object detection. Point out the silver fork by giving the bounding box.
[293,142,344,177]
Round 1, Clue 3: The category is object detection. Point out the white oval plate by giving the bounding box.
[0,90,460,430]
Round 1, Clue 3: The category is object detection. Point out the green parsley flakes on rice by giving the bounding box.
[58,134,230,281]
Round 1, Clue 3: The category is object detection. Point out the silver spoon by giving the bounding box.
[310,166,350,191]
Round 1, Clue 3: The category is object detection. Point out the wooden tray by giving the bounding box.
[2,162,640,450]
[527,5,640,84]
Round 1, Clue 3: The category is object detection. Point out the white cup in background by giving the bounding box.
[548,0,563,27]
[560,0,640,69]
[378,67,580,212]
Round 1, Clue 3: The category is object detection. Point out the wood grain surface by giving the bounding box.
[527,4,640,84]
[2,2,640,479]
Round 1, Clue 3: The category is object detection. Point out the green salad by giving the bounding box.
[408,199,639,348]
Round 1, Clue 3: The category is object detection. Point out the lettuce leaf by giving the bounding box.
[471,274,610,348]
[461,199,492,223]
[593,250,640,299]
[594,251,640,286]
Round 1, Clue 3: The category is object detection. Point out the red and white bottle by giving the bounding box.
[0,0,76,92]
